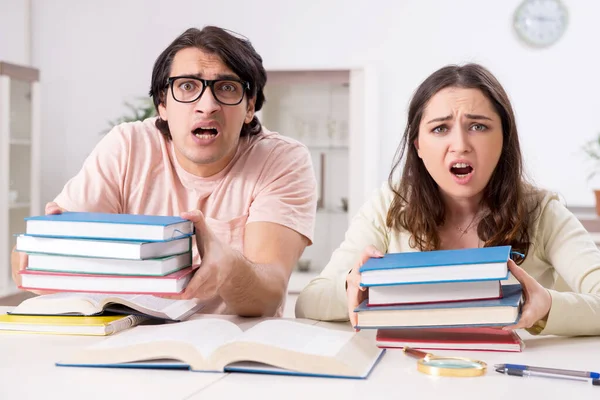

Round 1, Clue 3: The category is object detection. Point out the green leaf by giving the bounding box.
[101,97,157,135]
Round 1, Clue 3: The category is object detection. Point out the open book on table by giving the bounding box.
[9,292,203,321]
[56,318,384,379]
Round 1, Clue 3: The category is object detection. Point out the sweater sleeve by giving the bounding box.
[534,198,600,336]
[294,185,392,321]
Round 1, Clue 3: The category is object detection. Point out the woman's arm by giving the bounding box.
[535,197,600,336]
[295,185,392,321]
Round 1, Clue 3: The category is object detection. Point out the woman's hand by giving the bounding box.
[503,259,552,330]
[346,245,383,330]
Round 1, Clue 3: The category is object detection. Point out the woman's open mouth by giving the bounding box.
[450,162,473,179]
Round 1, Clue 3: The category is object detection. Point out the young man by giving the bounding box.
[12,26,317,317]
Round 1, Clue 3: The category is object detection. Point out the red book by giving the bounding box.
[376,327,524,352]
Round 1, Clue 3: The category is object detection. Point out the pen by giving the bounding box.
[494,363,600,379]
[495,367,600,386]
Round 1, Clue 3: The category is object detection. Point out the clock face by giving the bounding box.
[513,0,568,48]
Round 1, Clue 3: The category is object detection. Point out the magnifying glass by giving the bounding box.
[403,347,487,377]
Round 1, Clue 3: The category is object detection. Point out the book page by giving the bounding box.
[90,319,242,359]
[233,320,355,357]
[107,295,200,319]
[11,292,99,315]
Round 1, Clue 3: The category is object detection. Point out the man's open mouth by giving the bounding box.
[192,126,219,138]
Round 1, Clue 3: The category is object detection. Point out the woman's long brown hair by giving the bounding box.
[386,64,539,263]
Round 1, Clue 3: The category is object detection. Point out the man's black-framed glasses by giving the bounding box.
[167,76,250,106]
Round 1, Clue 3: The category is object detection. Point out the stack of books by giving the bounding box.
[16,212,196,295]
[355,246,524,352]
[0,290,204,336]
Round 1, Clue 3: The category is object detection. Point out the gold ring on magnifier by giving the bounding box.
[404,347,487,377]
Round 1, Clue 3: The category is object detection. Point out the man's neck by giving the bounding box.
[174,147,237,178]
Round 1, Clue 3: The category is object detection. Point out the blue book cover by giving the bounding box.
[56,351,386,380]
[355,284,522,330]
[359,246,512,273]
[24,212,194,242]
[355,283,522,313]
[25,212,189,226]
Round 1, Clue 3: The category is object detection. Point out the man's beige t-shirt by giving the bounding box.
[54,118,317,314]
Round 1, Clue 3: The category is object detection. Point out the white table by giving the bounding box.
[1,306,599,400]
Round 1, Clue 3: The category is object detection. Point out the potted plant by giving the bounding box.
[582,133,600,215]
[102,97,156,134]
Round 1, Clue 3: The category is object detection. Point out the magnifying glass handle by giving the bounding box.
[403,347,432,360]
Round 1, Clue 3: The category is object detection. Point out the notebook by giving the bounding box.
[19,267,194,295]
[56,318,385,379]
[355,284,522,329]
[27,252,192,276]
[24,212,194,241]
[359,246,511,286]
[367,279,503,306]
[376,327,524,352]
[9,292,203,321]
[16,235,192,260]
[0,314,146,336]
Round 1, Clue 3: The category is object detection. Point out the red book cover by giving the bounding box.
[376,327,524,352]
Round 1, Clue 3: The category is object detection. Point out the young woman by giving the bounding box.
[295,63,600,336]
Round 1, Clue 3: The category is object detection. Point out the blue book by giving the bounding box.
[355,283,522,330]
[55,318,385,379]
[24,212,194,242]
[359,246,511,286]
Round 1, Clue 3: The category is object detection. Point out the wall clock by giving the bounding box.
[513,0,568,48]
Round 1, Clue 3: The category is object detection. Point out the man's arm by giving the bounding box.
[173,211,308,317]
[219,221,308,316]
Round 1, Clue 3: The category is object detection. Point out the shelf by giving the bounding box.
[9,202,30,210]
[9,139,31,146]
[288,270,320,294]
[317,208,348,214]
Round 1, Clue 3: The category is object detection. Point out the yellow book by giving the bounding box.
[0,313,146,336]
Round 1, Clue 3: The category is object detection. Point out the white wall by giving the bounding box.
[0,0,30,65]
[30,0,600,207]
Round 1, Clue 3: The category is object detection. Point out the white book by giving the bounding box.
[19,267,194,294]
[27,252,192,276]
[56,318,384,379]
[16,235,192,260]
[10,292,203,321]
[368,280,502,306]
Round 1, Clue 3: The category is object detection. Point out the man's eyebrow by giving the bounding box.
[426,115,452,124]
[215,73,242,81]
[171,73,241,81]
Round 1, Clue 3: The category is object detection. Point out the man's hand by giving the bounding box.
[346,245,383,330]
[11,202,66,291]
[503,259,552,331]
[166,210,237,301]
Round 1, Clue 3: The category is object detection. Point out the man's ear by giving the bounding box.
[158,101,168,121]
[244,97,256,124]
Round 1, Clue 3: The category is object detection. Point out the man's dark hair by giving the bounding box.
[149,26,266,139]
